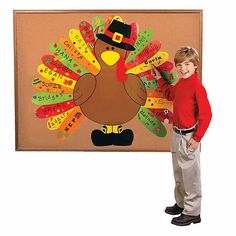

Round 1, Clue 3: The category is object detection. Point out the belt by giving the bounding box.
[173,126,197,135]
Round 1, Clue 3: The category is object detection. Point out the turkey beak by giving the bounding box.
[101,51,120,66]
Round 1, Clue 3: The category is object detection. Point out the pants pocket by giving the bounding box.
[179,136,196,159]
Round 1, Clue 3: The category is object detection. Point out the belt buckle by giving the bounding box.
[178,128,185,135]
[174,127,181,135]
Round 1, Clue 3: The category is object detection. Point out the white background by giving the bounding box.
[1,0,236,235]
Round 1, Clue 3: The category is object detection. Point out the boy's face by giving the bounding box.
[175,59,196,79]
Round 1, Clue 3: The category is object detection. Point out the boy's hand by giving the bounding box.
[187,138,199,150]
[151,65,162,80]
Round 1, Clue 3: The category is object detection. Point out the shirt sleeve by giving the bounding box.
[193,81,212,142]
[157,77,175,101]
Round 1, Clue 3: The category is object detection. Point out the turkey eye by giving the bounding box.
[106,47,109,50]
[111,47,114,50]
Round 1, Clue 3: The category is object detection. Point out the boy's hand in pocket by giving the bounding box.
[187,138,199,150]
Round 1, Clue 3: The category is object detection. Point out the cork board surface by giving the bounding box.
[14,10,202,151]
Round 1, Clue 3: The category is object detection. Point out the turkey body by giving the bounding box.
[80,71,144,125]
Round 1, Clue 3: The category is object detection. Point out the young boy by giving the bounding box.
[152,46,212,226]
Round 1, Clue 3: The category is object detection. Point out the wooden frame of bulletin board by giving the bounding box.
[14,10,203,151]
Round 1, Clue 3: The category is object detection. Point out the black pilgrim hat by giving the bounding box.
[96,20,135,51]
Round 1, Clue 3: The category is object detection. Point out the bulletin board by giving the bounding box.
[14,10,203,151]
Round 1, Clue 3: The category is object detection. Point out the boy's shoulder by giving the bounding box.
[191,73,203,86]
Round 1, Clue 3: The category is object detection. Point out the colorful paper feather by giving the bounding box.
[49,42,88,76]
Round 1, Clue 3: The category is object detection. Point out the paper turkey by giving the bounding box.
[32,16,177,146]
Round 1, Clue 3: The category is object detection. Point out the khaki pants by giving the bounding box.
[170,130,202,216]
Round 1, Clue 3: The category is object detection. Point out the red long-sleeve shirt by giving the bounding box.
[158,72,212,142]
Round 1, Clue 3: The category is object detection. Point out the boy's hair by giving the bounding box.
[174,46,199,69]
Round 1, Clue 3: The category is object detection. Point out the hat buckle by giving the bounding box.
[112,32,123,43]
